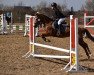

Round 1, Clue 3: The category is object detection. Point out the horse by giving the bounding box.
[34,13,94,59]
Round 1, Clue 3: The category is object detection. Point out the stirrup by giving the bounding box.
[56,30,60,36]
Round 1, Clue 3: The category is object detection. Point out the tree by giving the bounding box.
[61,3,68,11]
[0,0,3,3]
[85,0,94,11]
[0,0,3,10]
[33,1,48,14]
[80,5,85,11]
[0,4,3,9]
[17,1,25,6]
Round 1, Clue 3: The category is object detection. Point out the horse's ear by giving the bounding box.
[35,12,40,16]
[37,12,39,14]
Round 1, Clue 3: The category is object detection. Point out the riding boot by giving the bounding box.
[57,25,61,36]
[35,27,39,37]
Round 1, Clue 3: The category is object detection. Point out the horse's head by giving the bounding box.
[34,12,53,28]
[34,12,44,28]
[34,17,43,28]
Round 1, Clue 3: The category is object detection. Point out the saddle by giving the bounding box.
[52,20,67,36]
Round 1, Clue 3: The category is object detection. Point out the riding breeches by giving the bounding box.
[58,18,65,25]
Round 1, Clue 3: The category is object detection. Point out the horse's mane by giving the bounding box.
[36,13,53,23]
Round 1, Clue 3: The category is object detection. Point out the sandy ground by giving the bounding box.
[0,31,94,75]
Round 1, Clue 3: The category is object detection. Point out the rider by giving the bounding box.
[51,2,66,36]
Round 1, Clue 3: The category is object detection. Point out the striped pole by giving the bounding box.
[0,14,3,30]
[24,14,32,36]
[84,13,94,36]
[23,15,79,72]
[70,16,79,71]
[29,16,35,55]
[64,15,79,72]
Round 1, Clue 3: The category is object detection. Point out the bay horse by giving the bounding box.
[34,13,94,59]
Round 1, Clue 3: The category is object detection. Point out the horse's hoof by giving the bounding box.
[88,56,90,59]
[46,39,50,42]
[35,35,40,37]
[88,54,92,60]
[89,54,92,57]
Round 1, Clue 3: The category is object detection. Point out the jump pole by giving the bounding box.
[84,13,94,27]
[0,13,13,34]
[23,15,79,72]
[10,12,13,33]
[84,13,94,36]
[0,14,3,31]
[64,15,79,72]
[0,14,7,34]
[24,14,32,36]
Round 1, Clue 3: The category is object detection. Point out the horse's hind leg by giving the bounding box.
[42,36,46,41]
[79,38,91,59]
[41,36,50,42]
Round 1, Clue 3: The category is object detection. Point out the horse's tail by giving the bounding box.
[85,29,94,42]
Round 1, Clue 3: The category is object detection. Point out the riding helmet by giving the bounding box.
[51,2,57,7]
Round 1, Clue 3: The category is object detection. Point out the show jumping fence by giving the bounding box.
[0,13,25,34]
[0,14,3,31]
[0,13,13,34]
[23,15,82,72]
[84,13,94,36]
[0,14,7,34]
[7,25,25,31]
[24,14,31,36]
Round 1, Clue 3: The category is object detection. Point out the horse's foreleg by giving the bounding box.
[41,36,50,42]
[39,28,51,42]
[78,38,91,59]
[41,36,46,41]
[40,32,50,42]
[84,29,94,42]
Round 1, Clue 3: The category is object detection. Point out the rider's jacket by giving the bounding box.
[52,8,65,20]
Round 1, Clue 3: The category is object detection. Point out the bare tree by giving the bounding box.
[39,1,47,8]
[60,1,68,11]
[0,0,3,9]
[17,1,25,6]
[80,5,85,11]
[34,1,47,11]
[61,4,68,11]
[0,4,3,9]
[0,0,3,3]
[85,0,94,11]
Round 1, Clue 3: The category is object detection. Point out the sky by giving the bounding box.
[0,0,87,11]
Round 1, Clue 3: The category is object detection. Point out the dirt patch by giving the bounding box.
[0,31,94,75]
